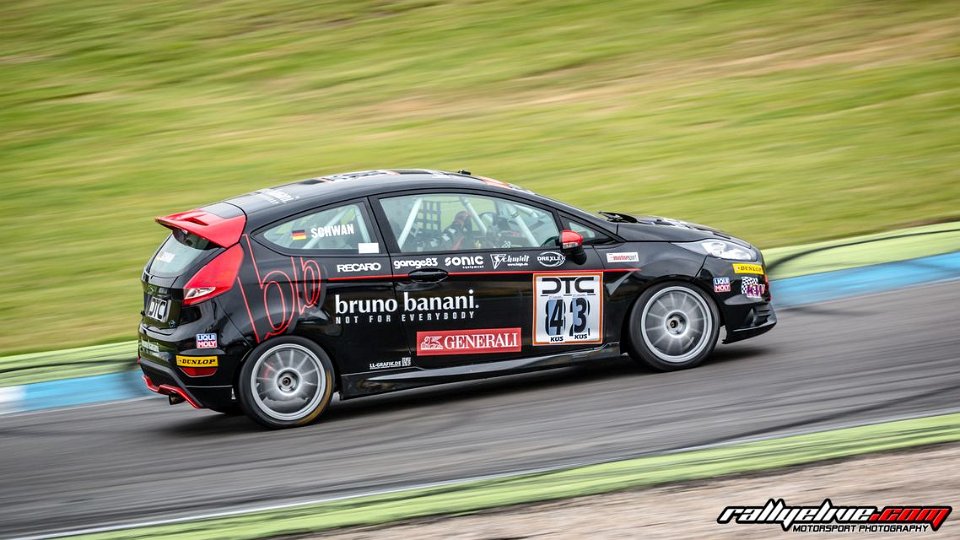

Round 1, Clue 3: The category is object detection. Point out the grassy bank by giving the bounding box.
[2,0,958,352]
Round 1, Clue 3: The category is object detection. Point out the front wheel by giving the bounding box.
[238,337,335,429]
[626,282,720,371]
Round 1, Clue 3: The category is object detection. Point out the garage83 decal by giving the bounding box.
[533,272,603,345]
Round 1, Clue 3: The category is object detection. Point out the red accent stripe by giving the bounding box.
[327,274,395,281]
[325,268,641,282]
[142,375,203,409]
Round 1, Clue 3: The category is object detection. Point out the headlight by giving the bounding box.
[675,240,757,261]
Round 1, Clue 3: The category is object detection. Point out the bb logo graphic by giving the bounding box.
[718,499,951,533]
[416,328,522,356]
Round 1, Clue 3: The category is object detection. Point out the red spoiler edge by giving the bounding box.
[155,209,246,248]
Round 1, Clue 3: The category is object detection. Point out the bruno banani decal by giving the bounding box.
[533,272,603,346]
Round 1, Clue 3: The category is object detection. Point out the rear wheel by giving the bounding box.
[626,282,719,371]
[238,337,334,429]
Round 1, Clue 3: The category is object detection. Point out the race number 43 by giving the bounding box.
[533,272,603,345]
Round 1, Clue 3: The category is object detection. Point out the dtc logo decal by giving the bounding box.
[533,272,603,346]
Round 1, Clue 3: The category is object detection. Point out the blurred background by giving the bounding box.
[1,0,958,356]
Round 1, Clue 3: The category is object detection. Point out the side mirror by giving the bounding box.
[559,230,587,264]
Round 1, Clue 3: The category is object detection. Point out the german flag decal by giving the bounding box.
[291,229,307,241]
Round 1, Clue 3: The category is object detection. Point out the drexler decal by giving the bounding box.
[537,251,565,268]
[417,328,522,356]
[176,355,218,367]
[732,263,764,275]
[533,272,603,346]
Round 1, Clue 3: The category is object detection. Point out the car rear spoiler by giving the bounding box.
[155,209,246,248]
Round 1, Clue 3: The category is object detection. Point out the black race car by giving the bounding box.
[139,169,775,428]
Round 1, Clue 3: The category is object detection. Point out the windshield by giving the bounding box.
[147,230,214,277]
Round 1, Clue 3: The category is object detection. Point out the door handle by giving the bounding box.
[407,268,448,283]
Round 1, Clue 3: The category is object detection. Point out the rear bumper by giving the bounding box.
[138,357,233,410]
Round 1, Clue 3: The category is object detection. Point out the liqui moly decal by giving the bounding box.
[417,328,522,356]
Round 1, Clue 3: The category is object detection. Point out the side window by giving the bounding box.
[379,193,560,253]
[261,203,374,252]
[566,219,616,245]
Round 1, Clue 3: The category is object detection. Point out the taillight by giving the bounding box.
[180,366,217,377]
[183,244,244,306]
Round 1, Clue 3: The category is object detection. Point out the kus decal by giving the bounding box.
[713,277,731,293]
[605,252,639,263]
[537,251,565,268]
[741,276,765,299]
[237,235,323,343]
[732,263,764,275]
[417,328,522,356]
[336,289,478,324]
[195,333,218,349]
[490,253,530,270]
[533,272,603,345]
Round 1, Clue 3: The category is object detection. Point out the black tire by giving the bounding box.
[625,281,720,371]
[238,336,335,429]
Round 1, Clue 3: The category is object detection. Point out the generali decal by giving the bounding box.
[416,328,522,356]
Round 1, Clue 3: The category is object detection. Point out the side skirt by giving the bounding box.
[340,343,621,399]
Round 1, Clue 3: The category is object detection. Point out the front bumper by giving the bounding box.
[723,302,777,343]
[698,256,777,344]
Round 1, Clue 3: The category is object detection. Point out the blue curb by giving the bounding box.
[772,251,960,307]
[1,370,154,415]
[2,251,958,415]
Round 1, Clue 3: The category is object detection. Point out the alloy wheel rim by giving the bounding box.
[250,344,326,421]
[640,286,712,363]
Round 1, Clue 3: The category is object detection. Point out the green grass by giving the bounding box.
[2,0,959,353]
[78,412,960,539]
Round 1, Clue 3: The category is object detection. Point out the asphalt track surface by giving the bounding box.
[2,282,959,538]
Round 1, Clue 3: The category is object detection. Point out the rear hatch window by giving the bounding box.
[148,230,215,277]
